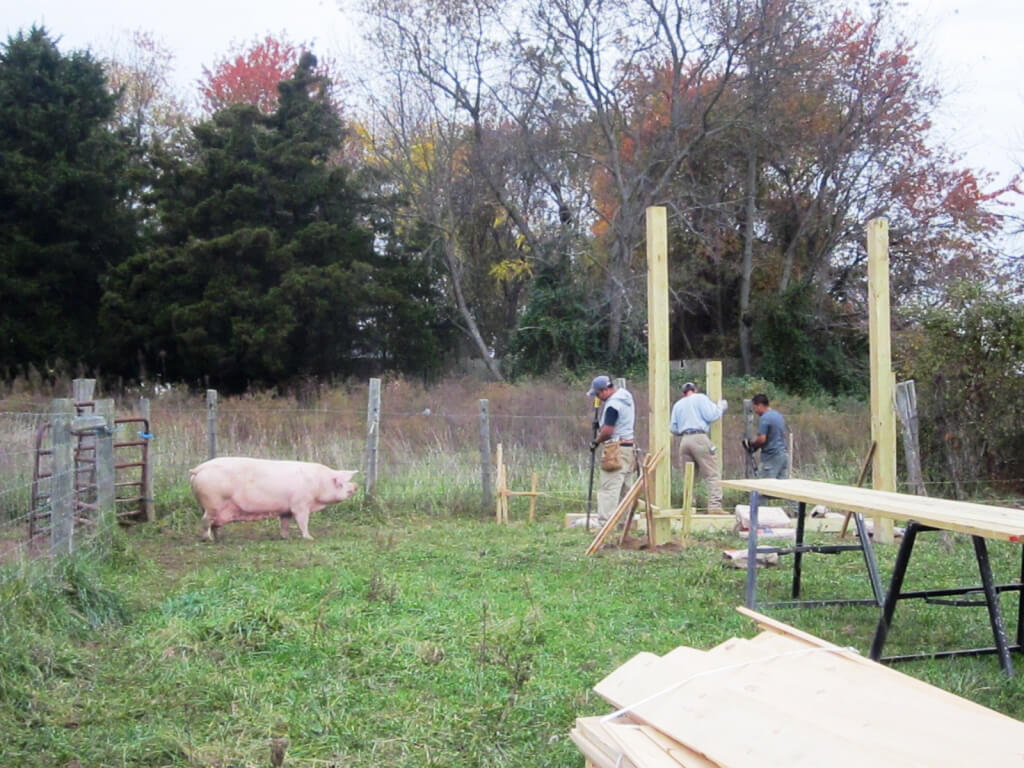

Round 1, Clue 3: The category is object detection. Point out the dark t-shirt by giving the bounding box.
[758,409,787,456]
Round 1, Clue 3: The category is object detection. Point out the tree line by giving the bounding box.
[1,1,1021,400]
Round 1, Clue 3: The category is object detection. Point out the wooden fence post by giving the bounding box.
[139,396,154,521]
[206,389,218,460]
[743,398,757,479]
[364,378,381,499]
[51,398,76,556]
[896,380,927,496]
[72,378,96,506]
[95,399,116,540]
[479,399,492,514]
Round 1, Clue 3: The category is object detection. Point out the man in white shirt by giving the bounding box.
[669,382,728,513]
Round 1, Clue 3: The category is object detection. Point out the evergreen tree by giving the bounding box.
[0,27,138,372]
[100,53,444,390]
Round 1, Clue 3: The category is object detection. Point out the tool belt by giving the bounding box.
[601,441,628,471]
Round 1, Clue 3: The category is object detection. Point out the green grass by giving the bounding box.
[4,508,1024,767]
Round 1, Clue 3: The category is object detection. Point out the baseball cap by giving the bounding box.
[587,375,612,397]
[682,381,697,393]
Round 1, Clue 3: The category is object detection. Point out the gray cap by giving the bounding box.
[587,375,612,397]
[682,381,697,393]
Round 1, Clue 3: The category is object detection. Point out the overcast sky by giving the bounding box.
[5,0,1023,195]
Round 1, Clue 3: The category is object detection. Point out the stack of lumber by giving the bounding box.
[571,608,1024,767]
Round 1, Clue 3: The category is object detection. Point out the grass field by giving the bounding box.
[4,505,1024,767]
[2,378,1023,766]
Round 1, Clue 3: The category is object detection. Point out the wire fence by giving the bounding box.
[1,378,1022,583]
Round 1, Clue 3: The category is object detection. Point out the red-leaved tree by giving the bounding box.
[200,33,335,115]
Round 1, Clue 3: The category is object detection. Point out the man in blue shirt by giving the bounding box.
[669,382,728,513]
[749,393,789,479]
[587,375,636,525]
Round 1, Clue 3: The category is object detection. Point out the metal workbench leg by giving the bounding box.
[870,521,920,661]
[973,535,1013,675]
[1017,545,1024,648]
[745,491,760,609]
[852,512,884,606]
[792,501,807,599]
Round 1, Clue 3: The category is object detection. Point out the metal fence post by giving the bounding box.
[364,378,381,499]
[50,398,76,556]
[206,389,218,460]
[479,399,492,513]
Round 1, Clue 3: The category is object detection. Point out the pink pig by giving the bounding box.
[189,457,359,541]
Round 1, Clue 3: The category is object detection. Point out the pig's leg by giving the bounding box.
[293,506,314,540]
[279,513,292,539]
[201,511,215,541]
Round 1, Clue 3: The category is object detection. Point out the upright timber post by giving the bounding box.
[867,218,896,544]
[139,396,154,521]
[479,399,492,514]
[706,360,723,476]
[50,399,76,556]
[646,206,672,546]
[95,398,116,541]
[206,389,218,460]
[364,378,381,499]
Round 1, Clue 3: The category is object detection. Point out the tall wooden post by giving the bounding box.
[50,399,76,556]
[364,378,381,499]
[743,398,757,478]
[646,206,672,545]
[479,399,492,514]
[139,397,154,521]
[206,389,218,460]
[867,218,896,543]
[706,360,723,476]
[95,398,116,541]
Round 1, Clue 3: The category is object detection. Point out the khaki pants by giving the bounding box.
[678,433,722,513]
[596,444,636,523]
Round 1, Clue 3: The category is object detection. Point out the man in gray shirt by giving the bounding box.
[586,375,636,524]
[749,393,789,479]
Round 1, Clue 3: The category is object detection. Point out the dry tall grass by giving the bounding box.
[1,375,872,536]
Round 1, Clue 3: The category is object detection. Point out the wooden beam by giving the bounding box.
[867,218,896,543]
[646,207,672,546]
[706,360,723,480]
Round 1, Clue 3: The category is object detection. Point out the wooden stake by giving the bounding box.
[587,449,664,555]
[528,472,538,522]
[841,441,876,538]
[681,461,695,543]
[495,443,504,523]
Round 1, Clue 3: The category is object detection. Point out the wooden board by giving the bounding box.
[585,614,1024,767]
[721,478,1024,541]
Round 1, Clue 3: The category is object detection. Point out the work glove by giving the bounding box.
[741,438,756,454]
[718,399,728,413]
[589,440,599,453]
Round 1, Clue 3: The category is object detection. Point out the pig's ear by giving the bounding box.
[335,470,358,484]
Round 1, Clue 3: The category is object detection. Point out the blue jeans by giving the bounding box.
[758,451,789,480]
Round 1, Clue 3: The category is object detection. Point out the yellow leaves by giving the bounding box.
[490,258,532,285]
